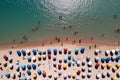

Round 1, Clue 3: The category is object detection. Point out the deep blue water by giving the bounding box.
[0,0,120,43]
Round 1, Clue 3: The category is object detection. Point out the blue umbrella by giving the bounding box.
[38,50,42,55]
[75,48,79,55]
[106,57,111,62]
[21,64,26,71]
[17,50,21,56]
[64,57,67,63]
[21,50,26,56]
[26,70,31,76]
[32,64,36,70]
[101,57,106,62]
[53,49,57,55]
[21,76,27,80]
[47,49,51,54]
[32,49,37,55]
[5,72,10,78]
[80,47,85,53]
[68,54,72,60]
[27,56,31,62]
[68,61,72,67]
[27,64,31,70]
[37,69,42,75]
[86,55,91,61]
[116,56,120,61]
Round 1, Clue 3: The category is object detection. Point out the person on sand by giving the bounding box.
[48,61,52,70]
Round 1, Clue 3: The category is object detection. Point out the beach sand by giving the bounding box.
[0,37,120,80]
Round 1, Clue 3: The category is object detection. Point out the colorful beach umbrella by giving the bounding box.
[38,50,42,55]
[48,73,52,78]
[75,48,79,55]
[11,74,16,79]
[105,50,110,56]
[32,64,36,70]
[32,49,37,55]
[2,61,7,67]
[58,64,62,70]
[80,47,85,53]
[112,67,117,72]
[95,63,100,69]
[101,57,106,63]
[96,74,101,79]
[53,49,57,55]
[59,49,62,54]
[17,50,21,56]
[48,54,51,59]
[72,73,76,79]
[77,70,81,75]
[63,64,67,70]
[81,73,86,78]
[5,72,10,78]
[87,73,92,78]
[68,49,71,54]
[21,50,26,56]
[64,48,67,54]
[64,57,67,63]
[106,57,111,62]
[37,55,41,60]
[26,49,31,55]
[42,71,46,77]
[21,76,27,80]
[37,69,42,75]
[68,61,72,67]
[111,77,117,80]
[115,56,120,62]
[68,54,72,60]
[107,63,112,69]
[116,63,120,68]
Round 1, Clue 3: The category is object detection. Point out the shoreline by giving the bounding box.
[0,37,119,50]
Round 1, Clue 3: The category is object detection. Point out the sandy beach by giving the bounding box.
[0,37,120,80]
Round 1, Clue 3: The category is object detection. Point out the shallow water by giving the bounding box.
[0,0,120,43]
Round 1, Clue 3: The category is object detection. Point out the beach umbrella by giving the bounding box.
[116,63,120,68]
[76,76,80,80]
[48,73,52,78]
[82,73,86,78]
[95,63,100,69]
[102,72,106,78]
[107,71,112,77]
[111,55,116,61]
[32,73,37,79]
[27,56,31,62]
[77,70,81,75]
[68,61,72,67]
[58,64,62,70]
[68,49,72,54]
[106,57,111,63]
[43,54,46,60]
[32,64,36,70]
[111,77,117,80]
[53,49,57,55]
[110,49,115,56]
[32,56,36,62]
[32,49,37,55]
[47,49,51,54]
[17,50,21,56]
[77,60,81,67]
[94,49,99,55]
[38,50,42,55]
[115,49,120,55]
[21,50,26,56]
[68,73,71,78]
[63,74,67,79]
[26,49,31,55]
[115,56,120,62]
[9,64,13,70]
[8,49,12,55]
[16,60,19,65]
[53,55,56,61]
[21,76,27,80]
[95,57,99,63]
[68,54,72,60]
[11,74,16,79]
[42,49,46,55]
[27,77,31,80]
[112,67,117,72]
[81,60,86,66]
[37,55,41,61]
[42,71,46,77]
[107,63,112,69]
[53,62,56,67]
[86,55,91,62]
[101,57,106,63]
[105,50,110,56]
[59,49,62,54]
[116,72,120,78]
[17,72,21,77]
[2,61,7,67]
[64,57,67,63]
[3,55,8,61]
[88,67,92,72]
[37,69,42,75]
[96,74,101,79]
[26,70,31,76]
[88,62,92,67]
[64,48,67,54]
[58,70,62,76]
[63,64,67,70]
[58,59,62,63]
[72,73,76,79]
[75,48,79,55]
[87,73,92,78]
[81,67,85,72]
[5,72,10,78]
[20,64,26,71]
[54,75,58,80]
[8,57,13,63]
[101,63,106,69]
[80,47,85,53]
[15,65,20,71]
[48,54,51,59]
[27,64,31,70]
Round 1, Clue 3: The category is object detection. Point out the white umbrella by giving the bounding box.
[68,49,72,54]
[77,60,81,66]
[110,49,115,55]
[32,56,36,62]
[68,73,71,78]
[102,72,106,78]
[95,57,99,62]
[9,64,13,70]
[96,74,101,79]
[105,50,110,56]
[48,73,52,78]
[82,73,86,78]
[81,59,86,66]
[116,72,120,78]
[88,68,92,72]
[87,73,92,78]
[107,71,112,77]
[63,74,67,79]
[11,74,15,79]
[58,70,62,76]
[27,49,31,55]
[8,58,13,63]
[27,77,31,80]
[76,76,80,80]
[17,72,21,77]
[15,65,20,71]
[54,75,57,80]
[88,62,92,67]
[81,67,85,72]
[94,49,99,55]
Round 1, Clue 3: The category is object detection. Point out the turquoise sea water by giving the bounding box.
[0,0,120,43]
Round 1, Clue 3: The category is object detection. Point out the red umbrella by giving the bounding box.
[77,70,81,75]
[42,71,46,77]
[95,63,100,68]
[3,55,8,61]
[58,64,62,70]
[48,54,51,59]
[64,48,67,54]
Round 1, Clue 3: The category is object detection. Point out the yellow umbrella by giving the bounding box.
[63,64,67,69]
[107,63,112,68]
[72,73,76,78]
[101,63,106,68]
[37,55,41,59]
[116,63,120,68]
[111,77,117,80]
[2,61,7,67]
[113,67,117,72]
[32,73,37,79]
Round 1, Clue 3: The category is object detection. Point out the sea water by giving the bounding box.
[0,0,120,43]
